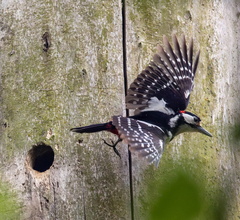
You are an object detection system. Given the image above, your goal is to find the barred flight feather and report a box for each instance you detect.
[112,115,167,167]
[126,35,200,114]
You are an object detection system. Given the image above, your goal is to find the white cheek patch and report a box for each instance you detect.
[182,113,195,124]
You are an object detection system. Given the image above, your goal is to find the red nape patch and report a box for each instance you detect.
[179,110,186,113]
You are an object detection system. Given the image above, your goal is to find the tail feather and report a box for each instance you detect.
[70,123,109,133]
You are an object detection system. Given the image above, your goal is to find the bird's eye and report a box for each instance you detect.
[194,118,199,122]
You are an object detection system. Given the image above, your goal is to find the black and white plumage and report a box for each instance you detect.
[112,115,167,166]
[126,35,199,114]
[71,35,212,167]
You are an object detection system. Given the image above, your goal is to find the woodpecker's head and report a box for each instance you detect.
[173,111,212,137]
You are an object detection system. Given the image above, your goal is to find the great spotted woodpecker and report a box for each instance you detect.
[71,35,212,167]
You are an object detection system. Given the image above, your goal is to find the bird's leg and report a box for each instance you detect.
[102,138,122,158]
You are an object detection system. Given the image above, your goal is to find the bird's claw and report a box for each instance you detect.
[102,139,121,159]
[102,139,114,146]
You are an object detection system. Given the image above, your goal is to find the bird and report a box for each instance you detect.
[70,35,212,167]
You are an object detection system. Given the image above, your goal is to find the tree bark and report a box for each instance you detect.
[0,0,239,219]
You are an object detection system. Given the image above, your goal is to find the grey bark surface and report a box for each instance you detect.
[0,0,240,219]
[0,1,130,219]
[126,0,240,219]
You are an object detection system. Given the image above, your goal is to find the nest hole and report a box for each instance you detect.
[27,142,54,172]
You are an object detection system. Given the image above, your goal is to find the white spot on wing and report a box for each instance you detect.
[141,97,175,115]
[184,90,190,99]
[136,120,165,133]
[114,116,168,167]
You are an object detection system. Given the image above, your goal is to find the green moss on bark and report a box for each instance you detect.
[0,180,22,220]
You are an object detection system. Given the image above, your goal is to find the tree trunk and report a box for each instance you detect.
[0,0,239,219]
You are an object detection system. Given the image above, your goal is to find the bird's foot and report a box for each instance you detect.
[102,139,121,159]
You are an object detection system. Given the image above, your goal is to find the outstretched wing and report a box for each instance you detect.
[112,115,167,167]
[126,35,200,114]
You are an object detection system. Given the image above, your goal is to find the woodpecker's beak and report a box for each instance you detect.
[195,125,212,137]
